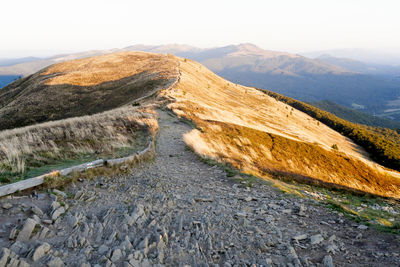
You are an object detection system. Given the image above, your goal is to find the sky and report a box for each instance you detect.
[1,0,400,58]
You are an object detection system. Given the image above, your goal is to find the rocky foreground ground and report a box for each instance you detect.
[0,110,399,267]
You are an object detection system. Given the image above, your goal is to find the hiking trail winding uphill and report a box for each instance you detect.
[0,110,399,267]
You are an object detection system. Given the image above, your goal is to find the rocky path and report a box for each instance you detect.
[0,110,399,267]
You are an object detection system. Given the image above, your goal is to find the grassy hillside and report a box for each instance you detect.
[263,90,400,172]
[164,57,400,198]
[311,100,400,129]
[0,105,158,184]
[218,69,399,114]
[0,52,178,130]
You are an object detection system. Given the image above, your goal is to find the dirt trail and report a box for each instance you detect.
[0,110,399,267]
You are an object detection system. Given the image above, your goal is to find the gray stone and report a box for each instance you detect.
[53,189,67,198]
[39,226,50,239]
[66,214,79,228]
[268,203,280,210]
[32,214,41,224]
[2,203,13,210]
[326,244,338,254]
[6,256,20,267]
[98,245,109,255]
[9,227,18,240]
[120,240,133,250]
[17,218,37,241]
[244,196,252,202]
[47,256,65,267]
[50,201,60,212]
[293,234,307,241]
[31,204,44,217]
[111,248,122,262]
[51,207,65,221]
[128,259,140,267]
[32,242,51,261]
[10,241,29,255]
[49,194,57,201]
[310,234,324,245]
[0,248,10,266]
[19,259,30,267]
[357,224,368,230]
[131,205,145,222]
[323,255,335,267]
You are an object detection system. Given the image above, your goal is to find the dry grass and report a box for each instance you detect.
[184,120,400,198]
[163,57,400,199]
[0,105,158,182]
[42,52,178,86]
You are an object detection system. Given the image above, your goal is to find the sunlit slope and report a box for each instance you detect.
[1,51,398,198]
[0,52,179,130]
[163,57,400,198]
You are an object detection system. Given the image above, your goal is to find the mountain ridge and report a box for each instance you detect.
[2,51,400,200]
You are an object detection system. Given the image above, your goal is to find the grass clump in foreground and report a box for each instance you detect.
[0,105,158,185]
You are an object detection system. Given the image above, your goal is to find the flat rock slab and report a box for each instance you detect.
[17,218,37,241]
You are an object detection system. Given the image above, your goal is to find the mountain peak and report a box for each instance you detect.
[231,43,299,58]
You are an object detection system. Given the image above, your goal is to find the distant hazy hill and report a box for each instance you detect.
[316,54,400,76]
[311,100,400,129]
[0,57,40,67]
[303,48,400,66]
[0,50,116,76]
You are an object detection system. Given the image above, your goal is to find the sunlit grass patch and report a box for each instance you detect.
[0,106,158,185]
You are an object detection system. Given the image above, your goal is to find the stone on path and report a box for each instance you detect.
[310,234,324,245]
[0,248,10,266]
[31,204,44,217]
[17,218,37,241]
[32,242,51,261]
[323,255,335,267]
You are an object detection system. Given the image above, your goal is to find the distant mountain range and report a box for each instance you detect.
[1,43,400,121]
[303,48,400,66]
[315,54,400,77]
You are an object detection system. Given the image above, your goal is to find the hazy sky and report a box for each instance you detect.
[1,0,400,58]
